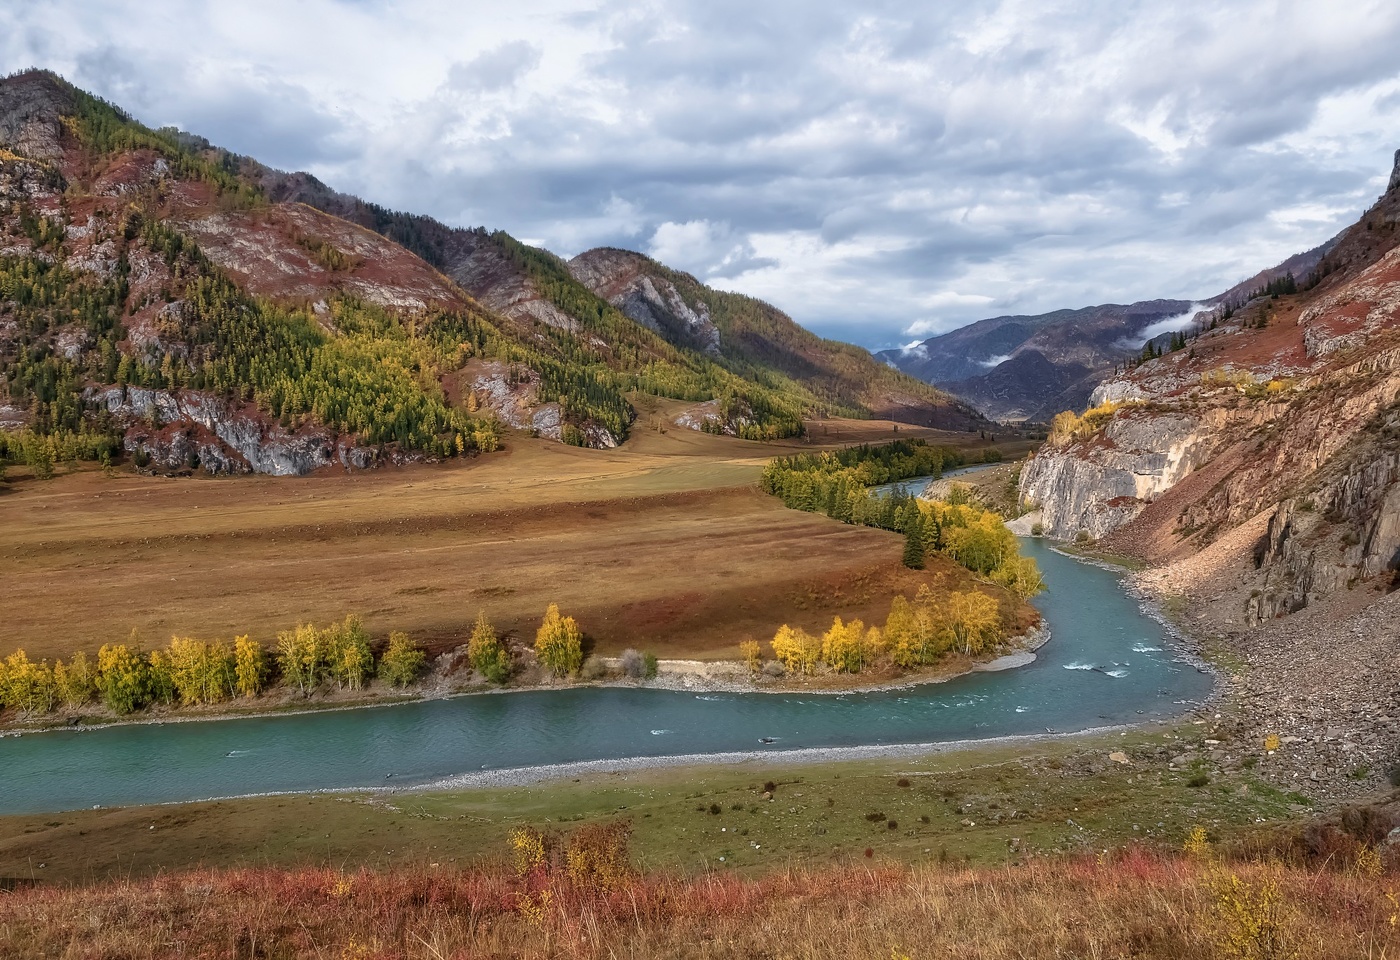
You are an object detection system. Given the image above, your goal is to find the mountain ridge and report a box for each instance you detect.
[880,238,1337,421]
[0,69,985,478]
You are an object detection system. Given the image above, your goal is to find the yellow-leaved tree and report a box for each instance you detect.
[96,642,150,715]
[234,635,268,697]
[946,591,1002,655]
[1,650,56,715]
[535,604,583,677]
[770,624,821,674]
[53,651,97,707]
[468,610,511,684]
[327,615,373,691]
[739,639,762,673]
[820,617,868,673]
[379,631,428,687]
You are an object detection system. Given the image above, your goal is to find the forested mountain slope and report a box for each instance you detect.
[567,247,986,430]
[0,70,983,478]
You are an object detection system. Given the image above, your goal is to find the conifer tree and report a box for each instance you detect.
[903,520,925,569]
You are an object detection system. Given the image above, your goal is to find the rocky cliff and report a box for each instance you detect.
[1021,151,1400,624]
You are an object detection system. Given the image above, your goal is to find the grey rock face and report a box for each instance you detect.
[1390,148,1400,194]
[92,386,360,476]
[1020,413,1210,540]
[0,71,69,161]
[614,274,721,355]
[567,248,722,356]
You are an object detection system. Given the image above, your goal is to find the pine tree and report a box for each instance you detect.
[903,521,925,569]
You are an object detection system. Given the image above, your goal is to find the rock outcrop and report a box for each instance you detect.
[1020,411,1214,539]
[91,387,374,476]
[568,248,721,355]
[1021,150,1400,622]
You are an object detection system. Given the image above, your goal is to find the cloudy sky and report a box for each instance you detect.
[5,1,1400,348]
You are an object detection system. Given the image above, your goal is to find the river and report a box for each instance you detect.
[0,538,1212,814]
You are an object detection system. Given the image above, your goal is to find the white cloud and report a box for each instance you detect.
[1130,303,1213,346]
[3,0,1399,348]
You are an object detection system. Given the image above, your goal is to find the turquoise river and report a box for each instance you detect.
[0,538,1213,814]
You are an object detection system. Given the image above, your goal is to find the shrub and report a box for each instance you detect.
[1031,521,1044,537]
[643,652,658,679]
[619,648,645,679]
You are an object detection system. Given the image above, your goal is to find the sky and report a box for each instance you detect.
[4,1,1400,349]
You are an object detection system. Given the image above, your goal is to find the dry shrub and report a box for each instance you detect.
[1,842,1397,959]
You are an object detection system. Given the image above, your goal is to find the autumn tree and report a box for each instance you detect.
[327,615,373,691]
[1,650,56,714]
[739,639,762,673]
[770,624,821,674]
[53,651,97,707]
[991,554,1046,599]
[947,591,1002,655]
[165,637,237,705]
[820,616,868,673]
[379,631,427,687]
[234,635,269,697]
[276,623,327,696]
[534,604,583,677]
[468,610,511,683]
[96,642,150,714]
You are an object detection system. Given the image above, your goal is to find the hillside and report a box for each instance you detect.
[567,247,986,430]
[0,70,983,478]
[881,241,1334,422]
[1019,148,1400,799]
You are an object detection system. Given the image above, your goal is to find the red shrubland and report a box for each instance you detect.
[1,831,1396,959]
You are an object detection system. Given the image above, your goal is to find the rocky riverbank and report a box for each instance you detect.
[1125,523,1400,805]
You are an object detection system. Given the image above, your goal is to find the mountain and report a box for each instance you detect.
[879,241,1336,422]
[1022,148,1400,624]
[0,70,983,477]
[566,247,985,429]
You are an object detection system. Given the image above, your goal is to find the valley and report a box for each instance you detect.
[1,417,1030,667]
[1,57,1398,960]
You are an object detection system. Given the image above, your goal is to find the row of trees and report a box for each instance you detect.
[764,585,1004,676]
[0,616,430,718]
[761,442,1044,599]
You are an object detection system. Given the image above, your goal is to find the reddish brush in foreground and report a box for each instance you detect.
[0,835,1397,960]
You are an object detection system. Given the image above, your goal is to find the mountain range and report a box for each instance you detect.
[878,241,1337,422]
[0,70,983,476]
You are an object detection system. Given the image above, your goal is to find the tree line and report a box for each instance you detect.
[760,441,1044,600]
[0,603,600,721]
[0,616,428,718]
[761,584,1005,676]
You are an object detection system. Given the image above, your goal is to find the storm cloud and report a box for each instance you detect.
[5,0,1399,347]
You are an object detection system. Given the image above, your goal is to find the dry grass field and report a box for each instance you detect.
[0,417,1034,663]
